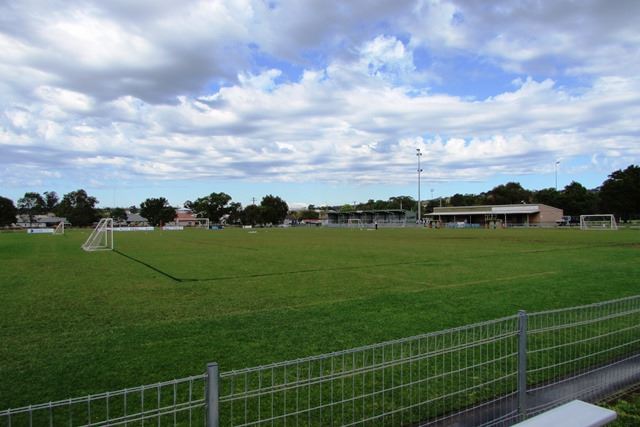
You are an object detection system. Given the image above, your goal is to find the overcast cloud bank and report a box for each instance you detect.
[1,0,639,204]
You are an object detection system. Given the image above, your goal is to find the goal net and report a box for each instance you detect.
[82,218,114,251]
[580,214,618,230]
[347,218,363,228]
[53,221,64,235]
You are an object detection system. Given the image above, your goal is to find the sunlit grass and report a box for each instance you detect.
[1,227,639,408]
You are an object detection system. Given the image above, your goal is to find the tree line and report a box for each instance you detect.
[437,164,640,221]
[0,189,100,227]
[320,164,640,222]
[0,190,289,227]
[1,164,638,227]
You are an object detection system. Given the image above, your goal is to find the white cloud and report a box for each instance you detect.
[408,0,466,49]
[35,86,94,112]
[238,69,282,91]
[0,1,256,103]
[0,0,639,195]
[4,51,638,186]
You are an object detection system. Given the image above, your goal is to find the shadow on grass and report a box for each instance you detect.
[114,241,627,284]
[113,248,446,283]
[114,250,183,282]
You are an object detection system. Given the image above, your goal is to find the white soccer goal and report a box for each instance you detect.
[53,221,64,235]
[347,218,364,228]
[580,214,618,230]
[82,218,114,251]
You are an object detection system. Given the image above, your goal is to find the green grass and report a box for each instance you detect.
[605,391,640,426]
[1,227,639,409]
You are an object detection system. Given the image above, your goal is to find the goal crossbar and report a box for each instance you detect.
[82,218,114,251]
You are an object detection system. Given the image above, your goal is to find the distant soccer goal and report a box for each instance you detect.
[82,218,114,251]
[347,218,364,228]
[53,221,64,235]
[580,214,618,230]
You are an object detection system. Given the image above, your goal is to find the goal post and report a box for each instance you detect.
[580,214,618,230]
[53,221,64,235]
[82,218,114,251]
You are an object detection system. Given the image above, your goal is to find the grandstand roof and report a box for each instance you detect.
[429,204,545,216]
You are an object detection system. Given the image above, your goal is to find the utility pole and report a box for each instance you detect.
[555,161,560,191]
[416,149,423,222]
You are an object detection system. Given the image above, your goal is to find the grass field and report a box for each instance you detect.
[1,227,639,409]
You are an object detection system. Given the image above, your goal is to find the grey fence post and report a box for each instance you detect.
[518,310,528,421]
[207,363,220,427]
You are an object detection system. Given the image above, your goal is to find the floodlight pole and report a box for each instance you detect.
[417,149,423,222]
[555,160,560,191]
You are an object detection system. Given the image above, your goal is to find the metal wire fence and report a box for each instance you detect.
[525,296,640,417]
[3,295,640,426]
[218,316,520,427]
[0,374,207,427]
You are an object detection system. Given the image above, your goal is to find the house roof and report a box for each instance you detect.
[16,214,67,223]
[126,213,148,222]
[175,212,197,220]
[37,215,67,223]
[429,204,543,216]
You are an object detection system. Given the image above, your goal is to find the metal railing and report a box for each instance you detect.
[0,374,207,426]
[3,295,640,426]
[525,296,640,417]
[216,316,519,427]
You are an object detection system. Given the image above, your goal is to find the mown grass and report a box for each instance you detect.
[605,391,640,426]
[1,227,639,409]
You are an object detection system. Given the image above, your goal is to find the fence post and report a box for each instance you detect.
[207,363,220,427]
[518,310,528,421]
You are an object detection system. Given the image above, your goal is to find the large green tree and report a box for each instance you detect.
[17,192,46,224]
[184,192,233,223]
[450,193,484,206]
[559,181,599,217]
[533,188,562,208]
[299,209,320,219]
[388,196,415,210]
[484,182,532,205]
[226,202,243,224]
[56,189,99,226]
[43,191,59,211]
[599,165,640,221]
[0,196,18,227]
[260,195,288,225]
[111,207,128,222]
[241,204,262,226]
[140,198,176,226]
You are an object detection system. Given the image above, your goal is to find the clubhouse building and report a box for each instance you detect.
[427,203,564,228]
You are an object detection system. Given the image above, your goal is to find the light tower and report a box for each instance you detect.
[555,160,560,190]
[416,148,423,222]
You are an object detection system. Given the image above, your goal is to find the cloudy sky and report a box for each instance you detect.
[1,0,639,208]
